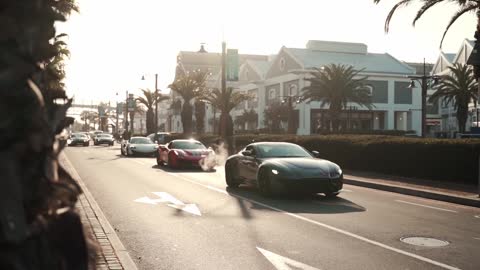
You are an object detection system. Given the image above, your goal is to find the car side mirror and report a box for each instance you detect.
[311,151,320,158]
[242,150,254,157]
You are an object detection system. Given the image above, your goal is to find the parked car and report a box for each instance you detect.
[147,132,170,144]
[94,134,114,146]
[224,142,343,197]
[121,137,158,156]
[68,133,90,147]
[89,130,104,141]
[157,139,215,170]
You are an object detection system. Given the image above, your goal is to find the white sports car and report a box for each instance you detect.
[121,136,158,157]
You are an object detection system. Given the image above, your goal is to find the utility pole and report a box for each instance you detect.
[221,41,226,137]
[115,92,119,136]
[125,90,129,134]
[154,74,158,131]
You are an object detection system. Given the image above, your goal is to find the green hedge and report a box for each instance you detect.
[171,133,480,184]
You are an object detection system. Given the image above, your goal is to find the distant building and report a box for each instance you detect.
[431,39,475,137]
[169,44,269,133]
[171,40,421,135]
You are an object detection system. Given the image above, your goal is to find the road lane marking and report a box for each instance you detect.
[341,189,352,193]
[474,238,480,241]
[475,215,480,219]
[167,172,460,270]
[134,192,201,216]
[395,200,458,213]
[257,247,320,270]
[131,160,146,165]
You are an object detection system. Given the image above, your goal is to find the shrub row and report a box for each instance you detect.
[163,133,480,184]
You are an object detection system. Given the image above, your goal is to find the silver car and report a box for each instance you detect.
[121,137,158,157]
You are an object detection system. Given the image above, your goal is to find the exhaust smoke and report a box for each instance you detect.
[199,142,230,171]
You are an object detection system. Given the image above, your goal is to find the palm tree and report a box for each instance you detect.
[80,110,91,131]
[194,100,206,134]
[429,63,478,133]
[169,70,209,135]
[263,102,289,133]
[302,64,373,131]
[129,102,144,135]
[373,1,479,47]
[201,87,252,138]
[136,89,169,134]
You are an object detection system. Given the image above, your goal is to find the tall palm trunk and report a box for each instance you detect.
[129,112,135,134]
[457,104,469,133]
[181,102,193,135]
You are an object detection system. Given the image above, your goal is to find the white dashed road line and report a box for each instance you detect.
[131,160,147,165]
[395,200,458,213]
[341,189,353,193]
[167,172,461,270]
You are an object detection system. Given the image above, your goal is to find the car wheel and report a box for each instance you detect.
[83,142,89,147]
[167,152,177,169]
[156,156,162,166]
[258,169,272,197]
[225,162,239,188]
[324,192,339,198]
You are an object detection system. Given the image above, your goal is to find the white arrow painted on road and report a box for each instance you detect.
[257,247,321,270]
[134,192,201,216]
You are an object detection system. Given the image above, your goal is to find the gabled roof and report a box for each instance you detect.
[467,39,475,47]
[246,59,272,79]
[285,47,415,75]
[444,53,456,63]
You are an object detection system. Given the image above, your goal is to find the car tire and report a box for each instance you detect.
[156,156,162,166]
[83,142,89,147]
[324,192,339,198]
[225,162,239,188]
[258,169,272,197]
[167,152,177,169]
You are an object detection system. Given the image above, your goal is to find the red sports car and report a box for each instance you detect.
[157,139,215,170]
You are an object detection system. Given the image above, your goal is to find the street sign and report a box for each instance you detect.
[227,49,239,81]
[98,106,106,117]
[127,96,135,112]
[117,102,124,114]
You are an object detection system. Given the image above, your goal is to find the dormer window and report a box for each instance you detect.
[269,89,276,99]
[279,57,286,71]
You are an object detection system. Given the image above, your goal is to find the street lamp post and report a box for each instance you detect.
[407,58,439,138]
[281,84,303,134]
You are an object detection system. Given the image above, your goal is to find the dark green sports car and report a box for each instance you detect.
[224,142,343,197]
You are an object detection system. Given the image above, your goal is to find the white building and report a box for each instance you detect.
[431,39,475,137]
[234,40,420,135]
[171,40,423,135]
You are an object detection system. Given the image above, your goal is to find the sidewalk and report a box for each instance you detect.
[60,154,137,270]
[344,170,480,208]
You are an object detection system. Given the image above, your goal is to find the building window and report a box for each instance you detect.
[289,84,298,96]
[269,89,276,99]
[364,85,373,97]
[279,57,286,71]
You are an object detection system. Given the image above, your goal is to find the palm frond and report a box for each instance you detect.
[413,0,443,27]
[384,0,414,32]
[439,3,478,47]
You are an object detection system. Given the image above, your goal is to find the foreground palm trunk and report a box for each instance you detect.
[0,1,95,268]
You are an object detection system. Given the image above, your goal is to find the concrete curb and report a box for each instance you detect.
[62,154,138,270]
[344,177,480,208]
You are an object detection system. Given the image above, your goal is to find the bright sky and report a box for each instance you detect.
[57,0,476,104]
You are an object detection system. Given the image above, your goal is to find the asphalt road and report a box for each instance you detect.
[65,145,480,270]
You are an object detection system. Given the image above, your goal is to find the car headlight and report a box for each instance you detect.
[329,168,342,178]
[271,169,279,175]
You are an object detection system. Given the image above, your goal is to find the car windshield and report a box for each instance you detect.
[98,134,111,138]
[172,141,206,150]
[130,138,153,144]
[256,144,312,158]
[72,134,86,138]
